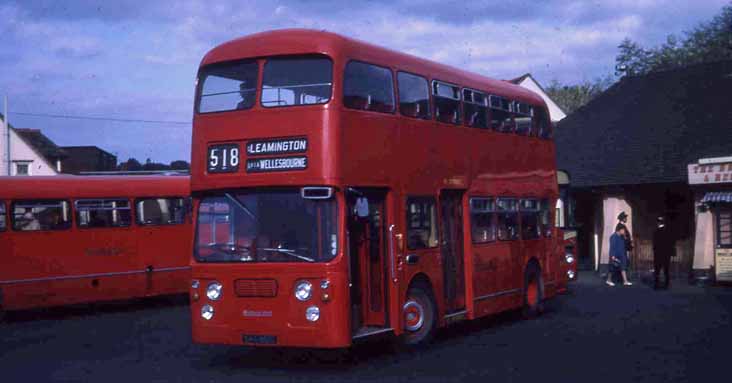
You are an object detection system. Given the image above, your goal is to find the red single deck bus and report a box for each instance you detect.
[0,175,192,313]
[189,29,573,348]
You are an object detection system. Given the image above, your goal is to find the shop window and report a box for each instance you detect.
[398,72,431,119]
[0,200,6,231]
[470,197,495,243]
[433,80,461,125]
[407,197,439,249]
[76,199,132,229]
[137,198,188,226]
[515,103,533,136]
[496,198,519,241]
[343,61,395,113]
[489,95,514,132]
[719,210,732,248]
[12,200,71,231]
[463,89,488,129]
[520,199,540,240]
[540,199,553,238]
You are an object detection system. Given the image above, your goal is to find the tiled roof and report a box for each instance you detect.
[555,60,732,188]
[14,128,67,163]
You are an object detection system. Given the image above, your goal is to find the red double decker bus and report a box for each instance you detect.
[0,175,191,313]
[189,29,572,348]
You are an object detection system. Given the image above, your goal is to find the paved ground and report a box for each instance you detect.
[2,273,731,382]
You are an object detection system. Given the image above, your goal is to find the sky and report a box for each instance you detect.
[0,0,729,163]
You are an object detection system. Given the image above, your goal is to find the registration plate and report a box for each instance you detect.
[207,144,240,173]
[243,335,277,345]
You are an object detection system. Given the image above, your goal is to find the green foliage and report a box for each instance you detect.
[616,4,732,76]
[545,75,614,114]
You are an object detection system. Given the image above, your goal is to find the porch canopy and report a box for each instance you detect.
[702,192,732,204]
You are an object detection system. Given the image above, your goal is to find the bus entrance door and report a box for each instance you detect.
[440,190,466,313]
[348,191,387,330]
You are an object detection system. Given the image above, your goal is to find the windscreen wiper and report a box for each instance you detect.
[259,247,315,263]
[207,243,254,261]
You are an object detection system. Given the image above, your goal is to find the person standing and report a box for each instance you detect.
[652,216,675,289]
[616,211,634,272]
[606,225,633,286]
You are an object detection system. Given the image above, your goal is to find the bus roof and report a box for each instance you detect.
[0,176,190,200]
[200,29,544,106]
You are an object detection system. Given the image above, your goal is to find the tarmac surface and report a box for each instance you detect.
[2,272,731,382]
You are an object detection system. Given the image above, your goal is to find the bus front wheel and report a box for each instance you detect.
[400,285,436,346]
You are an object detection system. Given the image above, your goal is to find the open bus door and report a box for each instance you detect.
[347,189,389,335]
[440,190,466,314]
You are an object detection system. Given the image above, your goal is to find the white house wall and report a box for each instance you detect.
[0,123,58,176]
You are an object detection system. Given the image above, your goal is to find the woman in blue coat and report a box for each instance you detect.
[606,225,633,286]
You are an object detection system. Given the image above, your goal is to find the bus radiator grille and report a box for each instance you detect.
[234,279,278,298]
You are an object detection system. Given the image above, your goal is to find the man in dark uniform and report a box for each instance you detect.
[652,216,675,289]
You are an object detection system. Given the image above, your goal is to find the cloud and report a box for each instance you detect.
[0,0,728,162]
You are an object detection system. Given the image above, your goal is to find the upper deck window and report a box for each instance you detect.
[463,89,488,129]
[433,81,461,125]
[489,95,514,133]
[198,60,258,113]
[12,200,71,231]
[515,102,533,136]
[398,72,431,119]
[535,107,552,139]
[262,56,332,108]
[343,61,395,113]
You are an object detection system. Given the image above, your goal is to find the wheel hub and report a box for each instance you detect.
[403,300,425,332]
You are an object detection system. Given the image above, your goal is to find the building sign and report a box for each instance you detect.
[688,162,732,185]
[716,248,732,282]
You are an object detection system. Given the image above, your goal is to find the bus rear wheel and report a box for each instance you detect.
[400,285,435,346]
[522,264,544,319]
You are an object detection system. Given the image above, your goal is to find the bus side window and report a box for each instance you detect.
[397,71,431,119]
[463,89,488,129]
[470,197,495,243]
[535,107,552,139]
[137,198,187,226]
[76,199,132,229]
[496,198,518,240]
[540,199,553,238]
[432,80,461,125]
[519,199,540,240]
[343,61,395,113]
[515,103,533,136]
[0,200,6,231]
[406,197,439,249]
[12,199,71,231]
[489,95,515,132]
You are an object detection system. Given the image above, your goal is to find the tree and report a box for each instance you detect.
[616,5,732,76]
[118,158,143,171]
[169,160,190,170]
[545,76,614,114]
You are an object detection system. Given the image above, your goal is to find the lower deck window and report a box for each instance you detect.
[137,198,187,226]
[76,199,132,228]
[540,199,553,237]
[470,197,495,243]
[12,200,71,231]
[496,198,519,240]
[407,197,439,249]
[0,200,6,231]
[520,199,540,240]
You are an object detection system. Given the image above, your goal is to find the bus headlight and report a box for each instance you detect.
[201,304,214,320]
[191,279,200,289]
[206,282,223,301]
[294,281,312,301]
[565,254,575,264]
[305,306,320,322]
[567,270,576,279]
